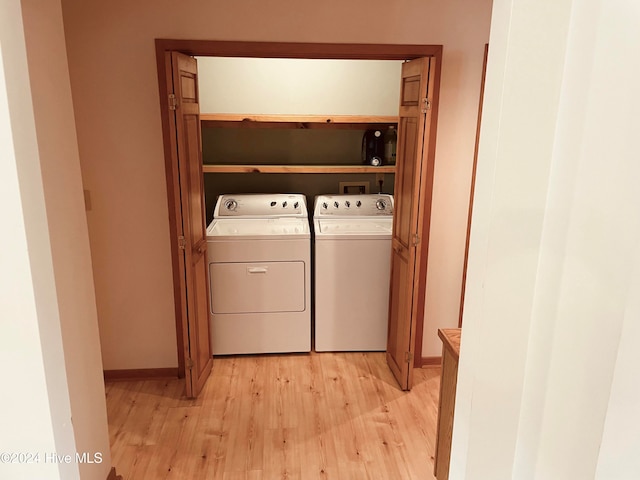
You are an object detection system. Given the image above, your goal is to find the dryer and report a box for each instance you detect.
[206,194,311,355]
[313,194,394,352]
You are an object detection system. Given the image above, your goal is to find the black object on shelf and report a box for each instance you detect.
[362,129,384,166]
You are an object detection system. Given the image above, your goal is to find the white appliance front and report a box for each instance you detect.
[313,194,394,352]
[207,194,311,355]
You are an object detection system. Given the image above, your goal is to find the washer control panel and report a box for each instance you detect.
[214,194,307,218]
[314,194,394,217]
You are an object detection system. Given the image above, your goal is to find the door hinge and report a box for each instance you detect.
[186,357,194,369]
[168,93,178,110]
[421,97,431,114]
[413,233,420,247]
[178,235,186,250]
[405,351,413,364]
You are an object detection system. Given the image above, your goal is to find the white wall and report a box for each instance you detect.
[0,8,73,478]
[197,57,402,115]
[0,1,111,479]
[596,249,640,478]
[61,0,492,368]
[19,1,112,479]
[0,1,78,478]
[452,0,640,478]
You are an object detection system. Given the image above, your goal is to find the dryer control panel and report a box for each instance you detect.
[214,194,308,218]
[314,194,394,217]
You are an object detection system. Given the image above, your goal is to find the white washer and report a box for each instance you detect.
[206,194,311,355]
[313,194,394,352]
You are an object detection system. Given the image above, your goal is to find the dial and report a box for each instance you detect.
[334,201,339,208]
[356,200,362,207]
[224,199,238,211]
[270,201,277,207]
[294,201,299,209]
[345,200,351,208]
[322,202,328,209]
[376,199,387,210]
[282,201,288,208]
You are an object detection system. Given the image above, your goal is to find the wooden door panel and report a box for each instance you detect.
[386,57,434,390]
[192,248,211,393]
[402,79,421,105]
[171,52,212,398]
[184,115,205,242]
[386,246,410,380]
[394,117,418,248]
[180,75,197,103]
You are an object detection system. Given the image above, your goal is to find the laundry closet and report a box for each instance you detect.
[197,57,403,353]
[159,43,440,396]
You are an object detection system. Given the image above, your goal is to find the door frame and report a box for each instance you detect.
[155,40,442,376]
[459,44,488,328]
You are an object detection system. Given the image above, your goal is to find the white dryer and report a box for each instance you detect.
[313,194,394,352]
[206,194,311,355]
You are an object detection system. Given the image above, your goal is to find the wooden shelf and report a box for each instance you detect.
[201,113,398,130]
[202,164,396,174]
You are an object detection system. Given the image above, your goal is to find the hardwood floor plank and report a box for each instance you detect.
[224,356,265,473]
[106,352,439,480]
[263,428,302,479]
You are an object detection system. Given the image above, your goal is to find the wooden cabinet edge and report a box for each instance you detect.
[200,114,398,130]
[438,328,461,361]
[201,113,398,123]
[434,328,461,480]
[202,165,396,174]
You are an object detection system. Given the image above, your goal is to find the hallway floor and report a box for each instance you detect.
[106,352,440,479]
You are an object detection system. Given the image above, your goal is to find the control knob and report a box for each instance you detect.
[224,199,238,211]
[345,200,351,208]
[322,202,328,209]
[356,200,362,207]
[376,199,387,210]
[334,201,339,208]
[270,201,277,207]
[282,201,288,208]
[294,201,299,209]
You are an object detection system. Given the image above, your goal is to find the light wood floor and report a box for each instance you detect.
[106,352,441,480]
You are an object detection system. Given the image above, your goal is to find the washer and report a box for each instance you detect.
[206,194,311,355]
[313,194,394,352]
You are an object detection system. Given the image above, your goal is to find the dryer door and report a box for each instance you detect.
[210,261,306,314]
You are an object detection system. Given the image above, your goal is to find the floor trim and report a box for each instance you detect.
[420,356,442,368]
[103,368,179,381]
[107,467,122,480]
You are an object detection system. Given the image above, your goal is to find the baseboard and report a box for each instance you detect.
[103,367,179,381]
[420,356,442,368]
[107,467,122,480]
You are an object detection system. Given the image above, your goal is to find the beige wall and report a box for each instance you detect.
[197,57,402,115]
[61,0,493,368]
[0,0,111,479]
[20,1,112,478]
[0,2,74,478]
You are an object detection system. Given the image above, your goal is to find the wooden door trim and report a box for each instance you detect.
[155,40,443,379]
[459,44,488,328]
[156,40,441,60]
[411,54,443,367]
[155,46,187,378]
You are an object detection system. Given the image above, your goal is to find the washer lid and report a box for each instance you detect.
[314,218,392,239]
[314,194,394,218]
[207,218,310,240]
[214,193,308,218]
